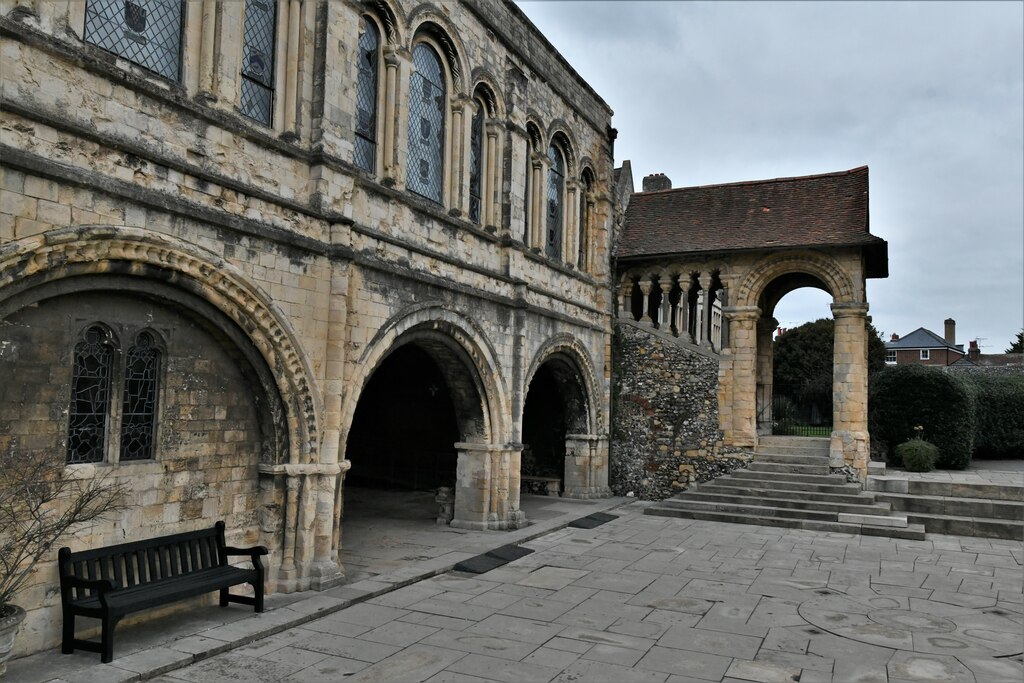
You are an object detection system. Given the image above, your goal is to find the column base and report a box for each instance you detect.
[306,560,346,591]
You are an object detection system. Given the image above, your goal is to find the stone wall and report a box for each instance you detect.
[611,321,748,500]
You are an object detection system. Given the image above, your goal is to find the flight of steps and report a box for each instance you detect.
[646,436,926,539]
[867,476,1024,540]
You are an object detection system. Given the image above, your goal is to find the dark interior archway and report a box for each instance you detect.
[522,356,590,488]
[345,344,460,491]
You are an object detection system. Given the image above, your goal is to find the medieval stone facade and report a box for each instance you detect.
[0,0,615,655]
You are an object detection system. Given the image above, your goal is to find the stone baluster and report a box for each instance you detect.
[619,280,634,320]
[658,277,671,329]
[698,272,713,348]
[677,277,691,341]
[638,279,653,324]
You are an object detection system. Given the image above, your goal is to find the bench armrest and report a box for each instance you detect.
[224,545,269,557]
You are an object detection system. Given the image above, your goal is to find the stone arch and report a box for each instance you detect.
[522,335,609,499]
[406,12,469,95]
[470,70,505,119]
[364,0,404,46]
[523,334,601,434]
[0,226,320,466]
[734,251,858,310]
[341,303,509,452]
[524,117,544,148]
[547,125,578,177]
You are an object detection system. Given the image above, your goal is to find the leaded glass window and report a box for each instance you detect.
[84,0,184,82]
[469,102,484,224]
[120,332,160,461]
[67,326,115,464]
[546,144,564,260]
[240,0,277,126]
[407,43,446,204]
[355,18,380,172]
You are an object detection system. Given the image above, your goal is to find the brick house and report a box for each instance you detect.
[885,319,966,365]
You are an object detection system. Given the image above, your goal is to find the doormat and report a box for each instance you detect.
[568,512,618,529]
[453,543,534,574]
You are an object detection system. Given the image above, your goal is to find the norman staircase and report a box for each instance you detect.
[646,436,927,539]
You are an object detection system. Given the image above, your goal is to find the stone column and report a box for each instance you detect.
[484,121,502,228]
[720,306,760,448]
[831,302,871,476]
[283,0,302,135]
[563,435,612,499]
[530,155,546,249]
[619,280,634,320]
[197,0,218,100]
[698,272,713,348]
[381,48,402,182]
[638,279,653,324]
[755,316,778,435]
[719,282,731,348]
[449,97,468,216]
[658,278,671,329]
[677,278,691,341]
[451,443,526,530]
[564,181,580,267]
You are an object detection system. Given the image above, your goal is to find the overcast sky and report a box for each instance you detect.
[517,1,1024,353]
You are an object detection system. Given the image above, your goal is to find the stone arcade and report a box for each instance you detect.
[0,0,614,654]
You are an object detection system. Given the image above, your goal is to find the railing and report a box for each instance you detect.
[770,384,831,437]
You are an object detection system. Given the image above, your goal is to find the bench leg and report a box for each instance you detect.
[253,581,264,613]
[61,611,75,654]
[220,587,230,607]
[101,614,119,664]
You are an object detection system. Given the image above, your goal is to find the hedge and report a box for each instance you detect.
[869,365,976,469]
[959,373,1024,459]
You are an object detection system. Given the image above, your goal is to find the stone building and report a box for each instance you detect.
[613,168,888,495]
[0,0,616,654]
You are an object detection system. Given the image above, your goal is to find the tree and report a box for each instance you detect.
[773,318,887,417]
[1006,330,1024,354]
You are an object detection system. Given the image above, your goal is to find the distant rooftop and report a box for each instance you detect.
[886,328,963,352]
[617,166,887,277]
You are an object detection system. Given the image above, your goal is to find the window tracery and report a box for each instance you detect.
[240,0,278,125]
[84,0,185,81]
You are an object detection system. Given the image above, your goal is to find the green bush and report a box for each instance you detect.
[896,439,938,472]
[960,373,1024,459]
[869,365,976,469]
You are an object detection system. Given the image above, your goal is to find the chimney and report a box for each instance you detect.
[642,173,672,192]
[969,340,980,361]
[890,333,899,342]
[944,318,956,346]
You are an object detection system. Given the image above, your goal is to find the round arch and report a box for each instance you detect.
[340,303,510,453]
[522,334,601,436]
[470,71,505,119]
[734,251,858,310]
[364,0,405,46]
[0,226,321,465]
[406,13,469,96]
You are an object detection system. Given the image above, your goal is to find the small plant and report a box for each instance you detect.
[0,449,127,614]
[896,437,938,472]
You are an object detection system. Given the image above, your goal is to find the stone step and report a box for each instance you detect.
[747,461,831,476]
[729,470,850,486]
[643,506,927,540]
[654,497,839,521]
[699,477,865,497]
[752,452,831,466]
[757,436,831,452]
[868,477,1024,501]
[677,490,892,515]
[754,445,831,457]
[901,512,1024,541]
[874,493,1024,521]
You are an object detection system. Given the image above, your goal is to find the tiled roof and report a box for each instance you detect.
[885,328,963,352]
[616,167,887,275]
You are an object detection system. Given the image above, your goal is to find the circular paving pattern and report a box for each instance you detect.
[798,590,1024,658]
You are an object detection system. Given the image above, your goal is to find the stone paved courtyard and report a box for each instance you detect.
[40,498,1021,683]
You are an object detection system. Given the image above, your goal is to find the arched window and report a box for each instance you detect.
[545,144,565,260]
[407,43,446,204]
[240,0,278,125]
[354,17,381,172]
[84,0,185,81]
[120,331,161,461]
[66,324,164,464]
[67,325,115,464]
[468,100,484,224]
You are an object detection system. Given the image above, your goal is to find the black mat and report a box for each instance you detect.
[568,512,618,529]
[454,544,535,574]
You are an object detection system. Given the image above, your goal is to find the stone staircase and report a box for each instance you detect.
[645,436,927,539]
[868,476,1024,540]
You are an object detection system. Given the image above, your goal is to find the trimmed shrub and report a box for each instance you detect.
[896,439,938,472]
[960,373,1024,459]
[869,365,976,469]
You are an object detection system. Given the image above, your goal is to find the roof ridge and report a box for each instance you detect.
[633,166,868,196]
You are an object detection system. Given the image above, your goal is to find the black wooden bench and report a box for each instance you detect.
[521,475,561,496]
[58,521,268,663]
